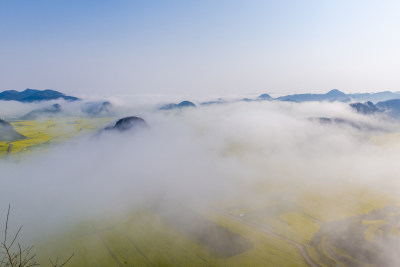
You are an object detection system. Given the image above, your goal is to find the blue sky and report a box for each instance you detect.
[0,0,399,96]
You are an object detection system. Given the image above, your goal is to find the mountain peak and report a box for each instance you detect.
[257,93,272,100]
[22,88,39,93]
[326,89,345,96]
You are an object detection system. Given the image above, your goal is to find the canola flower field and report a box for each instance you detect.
[37,182,395,266]
[0,118,112,158]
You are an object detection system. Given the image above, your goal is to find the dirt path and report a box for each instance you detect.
[218,211,321,267]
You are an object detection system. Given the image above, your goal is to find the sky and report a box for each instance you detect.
[0,0,399,96]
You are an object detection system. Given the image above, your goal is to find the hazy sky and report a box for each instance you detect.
[1,0,399,96]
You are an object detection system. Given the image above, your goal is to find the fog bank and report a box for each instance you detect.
[1,100,400,258]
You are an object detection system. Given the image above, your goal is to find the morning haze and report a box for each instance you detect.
[1,0,399,96]
[1,1,400,267]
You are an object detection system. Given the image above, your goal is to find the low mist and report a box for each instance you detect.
[2,99,400,265]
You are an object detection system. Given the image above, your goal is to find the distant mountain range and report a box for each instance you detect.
[171,89,400,112]
[0,89,79,102]
[3,88,400,119]
[275,89,400,103]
